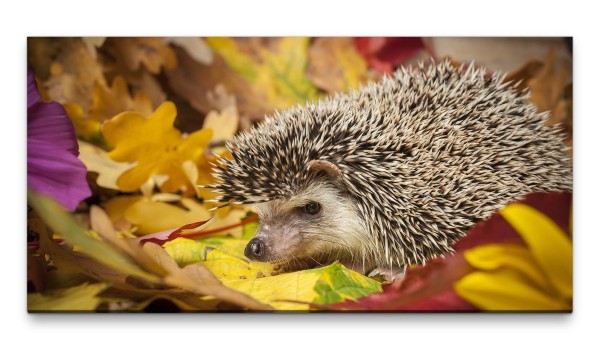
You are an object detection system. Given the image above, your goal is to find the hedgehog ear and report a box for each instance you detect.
[306,159,347,191]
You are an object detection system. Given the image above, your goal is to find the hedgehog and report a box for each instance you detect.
[208,61,572,281]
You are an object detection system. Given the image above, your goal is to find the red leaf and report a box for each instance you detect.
[137,219,210,246]
[354,37,426,74]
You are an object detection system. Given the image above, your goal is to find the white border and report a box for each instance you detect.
[5,1,598,346]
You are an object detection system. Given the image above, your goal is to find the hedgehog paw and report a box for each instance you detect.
[368,266,406,282]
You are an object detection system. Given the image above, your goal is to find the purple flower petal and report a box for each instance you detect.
[28,101,79,157]
[27,66,41,108]
[27,138,91,211]
[27,66,91,211]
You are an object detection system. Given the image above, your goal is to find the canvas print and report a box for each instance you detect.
[26,37,573,312]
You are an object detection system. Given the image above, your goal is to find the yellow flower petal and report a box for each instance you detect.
[499,203,572,298]
[456,270,570,311]
[462,244,552,291]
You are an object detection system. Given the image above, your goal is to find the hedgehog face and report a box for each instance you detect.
[244,180,370,270]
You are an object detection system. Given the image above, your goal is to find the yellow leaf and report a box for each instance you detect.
[88,75,154,123]
[102,101,213,193]
[203,107,239,141]
[164,238,381,310]
[164,237,274,279]
[499,203,572,298]
[78,140,136,190]
[206,37,320,110]
[223,270,322,310]
[28,282,107,312]
[103,195,143,223]
[223,263,381,310]
[123,197,212,235]
[64,102,102,142]
[204,37,259,81]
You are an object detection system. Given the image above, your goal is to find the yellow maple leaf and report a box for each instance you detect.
[102,101,213,194]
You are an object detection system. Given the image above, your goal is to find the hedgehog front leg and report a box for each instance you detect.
[368,265,407,282]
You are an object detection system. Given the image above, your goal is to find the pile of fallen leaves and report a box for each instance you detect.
[26,37,572,312]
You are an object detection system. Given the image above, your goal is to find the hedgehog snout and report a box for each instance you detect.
[245,238,267,260]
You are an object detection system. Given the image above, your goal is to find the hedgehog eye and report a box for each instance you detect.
[303,201,321,215]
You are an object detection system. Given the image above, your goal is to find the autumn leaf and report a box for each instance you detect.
[78,140,136,190]
[163,236,381,310]
[116,197,211,235]
[81,37,106,59]
[206,37,321,110]
[202,85,239,141]
[504,60,544,93]
[165,45,270,125]
[88,75,154,123]
[63,102,104,145]
[505,49,572,150]
[28,191,271,311]
[27,37,107,112]
[103,37,177,74]
[307,37,372,94]
[354,37,426,74]
[528,49,570,114]
[102,101,213,193]
[223,263,381,310]
[100,54,167,110]
[164,37,213,65]
[28,282,107,312]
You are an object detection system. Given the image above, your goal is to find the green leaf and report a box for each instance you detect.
[312,263,382,305]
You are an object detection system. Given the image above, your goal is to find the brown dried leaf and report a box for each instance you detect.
[164,37,213,65]
[504,49,572,152]
[142,243,271,310]
[90,205,168,277]
[504,60,544,93]
[103,37,177,74]
[528,49,570,113]
[165,45,270,125]
[82,37,106,59]
[27,37,107,112]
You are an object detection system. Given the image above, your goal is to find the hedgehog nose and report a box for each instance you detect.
[245,238,266,260]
